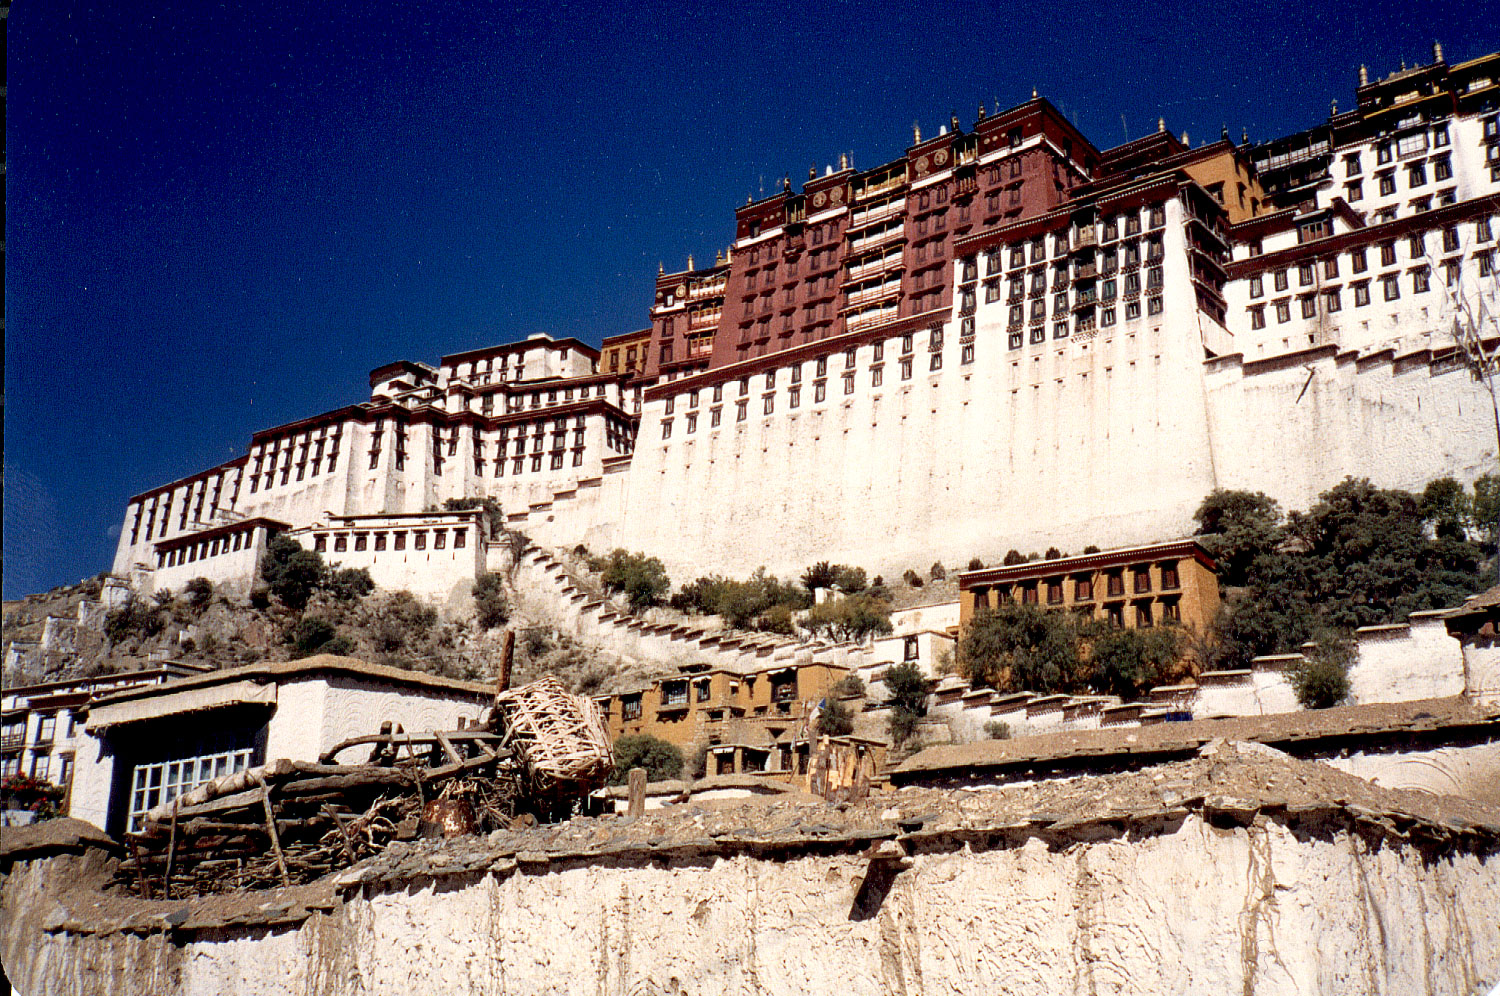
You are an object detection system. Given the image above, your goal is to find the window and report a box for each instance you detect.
[1380,242,1397,267]
[621,695,642,721]
[1101,307,1116,327]
[903,636,919,661]
[1412,267,1430,294]
[1382,274,1401,301]
[1353,281,1371,307]
[1322,257,1339,280]
[1300,295,1317,319]
[710,406,722,427]
[414,531,427,550]
[1378,172,1396,197]
[736,400,748,421]
[1075,577,1093,601]
[374,532,387,551]
[1443,227,1460,253]
[1249,275,1263,299]
[1273,270,1289,292]
[1135,602,1153,628]
[128,746,254,832]
[334,534,348,553]
[1407,162,1426,187]
[1046,579,1063,604]
[1350,248,1367,273]
[1409,233,1425,258]
[1344,152,1362,177]
[1298,263,1314,287]
[1323,288,1342,312]
[314,534,327,553]
[354,533,368,552]
[1434,156,1452,182]
[1275,299,1291,323]
[1346,181,1363,202]
[661,420,672,440]
[394,531,407,551]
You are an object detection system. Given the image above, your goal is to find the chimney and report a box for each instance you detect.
[1433,41,1444,63]
[1359,64,1369,86]
[839,152,849,170]
[658,261,664,276]
[977,101,987,120]
[950,111,960,133]
[825,165,833,176]
[1158,117,1166,133]
[686,254,694,271]
[940,124,948,136]
[913,121,922,144]
[1331,98,1338,115]
[809,163,817,180]
[1181,131,1190,145]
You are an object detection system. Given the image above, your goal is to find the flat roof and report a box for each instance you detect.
[892,696,1500,784]
[87,655,493,709]
[958,538,1215,588]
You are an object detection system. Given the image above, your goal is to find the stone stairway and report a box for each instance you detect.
[512,542,888,678]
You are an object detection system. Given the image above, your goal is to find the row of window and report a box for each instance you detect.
[1250,221,1496,297]
[132,466,246,544]
[311,526,469,554]
[477,381,612,414]
[249,428,343,494]
[154,525,263,569]
[1248,267,1440,327]
[0,752,72,782]
[993,206,1167,272]
[128,748,253,833]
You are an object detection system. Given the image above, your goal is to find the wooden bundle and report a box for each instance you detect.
[494,676,612,792]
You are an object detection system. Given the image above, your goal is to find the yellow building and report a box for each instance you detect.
[599,660,850,747]
[956,539,1220,633]
[599,329,652,379]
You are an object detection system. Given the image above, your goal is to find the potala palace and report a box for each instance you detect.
[111,47,1500,605]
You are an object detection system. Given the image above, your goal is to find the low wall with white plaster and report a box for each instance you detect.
[4,812,1498,995]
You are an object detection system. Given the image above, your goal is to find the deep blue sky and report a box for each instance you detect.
[6,1,1496,597]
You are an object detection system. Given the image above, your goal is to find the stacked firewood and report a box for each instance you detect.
[115,731,518,898]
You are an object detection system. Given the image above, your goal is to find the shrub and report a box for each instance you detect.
[178,637,197,654]
[598,550,671,611]
[833,673,866,698]
[291,617,338,657]
[967,557,985,571]
[104,598,166,644]
[260,535,327,611]
[929,562,946,581]
[983,720,1011,740]
[321,635,356,656]
[1044,547,1062,560]
[522,627,553,659]
[610,734,684,785]
[373,591,438,651]
[1288,634,1354,709]
[325,568,375,602]
[755,602,796,635]
[902,569,923,587]
[1002,550,1027,566]
[1082,545,1101,555]
[183,577,214,611]
[442,497,506,539]
[819,698,855,736]
[473,573,509,629]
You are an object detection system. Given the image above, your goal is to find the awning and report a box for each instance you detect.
[86,681,277,732]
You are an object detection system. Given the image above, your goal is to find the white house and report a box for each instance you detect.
[69,655,492,837]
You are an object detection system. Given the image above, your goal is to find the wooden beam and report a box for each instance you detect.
[627,767,647,818]
[260,787,291,889]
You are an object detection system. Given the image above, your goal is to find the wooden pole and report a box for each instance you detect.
[129,835,153,900]
[163,798,180,900]
[260,786,291,889]
[496,630,516,694]
[626,767,647,817]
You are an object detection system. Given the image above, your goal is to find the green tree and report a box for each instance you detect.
[884,662,929,746]
[1420,477,1471,540]
[1473,473,1500,548]
[819,698,855,736]
[800,593,892,642]
[260,534,327,611]
[610,734,684,784]
[1088,626,1183,700]
[472,572,509,629]
[1193,489,1284,588]
[325,567,375,602]
[1287,633,1354,709]
[598,550,670,611]
[957,603,1090,694]
[182,577,214,612]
